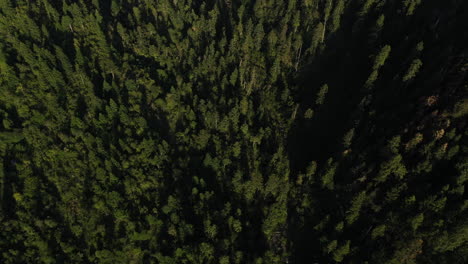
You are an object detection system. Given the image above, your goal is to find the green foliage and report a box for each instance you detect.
[320,158,337,190]
[403,59,422,82]
[325,240,338,254]
[332,241,351,262]
[304,108,314,119]
[451,98,468,118]
[330,0,345,33]
[0,1,465,264]
[343,128,355,148]
[316,84,329,105]
[403,0,422,16]
[371,224,387,239]
[373,45,391,71]
[431,222,468,253]
[409,213,424,231]
[376,154,407,182]
[346,191,367,225]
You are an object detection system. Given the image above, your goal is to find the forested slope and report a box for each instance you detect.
[0,0,466,263]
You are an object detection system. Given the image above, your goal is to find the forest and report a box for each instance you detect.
[0,0,467,263]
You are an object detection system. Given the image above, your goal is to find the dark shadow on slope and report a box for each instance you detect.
[287,18,373,264]
[287,0,468,263]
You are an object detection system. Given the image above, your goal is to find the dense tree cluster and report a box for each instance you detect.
[0,0,466,263]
